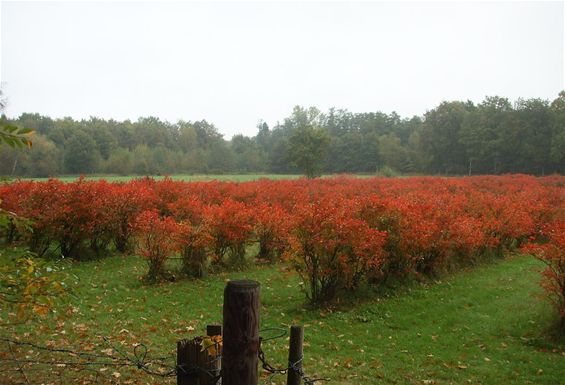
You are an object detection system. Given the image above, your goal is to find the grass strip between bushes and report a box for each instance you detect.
[1,254,564,385]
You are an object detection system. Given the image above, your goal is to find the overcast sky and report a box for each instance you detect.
[1,1,563,138]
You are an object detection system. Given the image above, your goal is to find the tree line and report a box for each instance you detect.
[1,92,564,177]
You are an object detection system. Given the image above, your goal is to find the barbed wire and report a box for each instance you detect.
[259,327,288,342]
[7,338,30,385]
[0,335,180,383]
[1,331,329,385]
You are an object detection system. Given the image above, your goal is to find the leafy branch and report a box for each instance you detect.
[0,124,34,149]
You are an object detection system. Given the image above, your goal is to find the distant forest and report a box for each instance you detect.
[1,92,564,177]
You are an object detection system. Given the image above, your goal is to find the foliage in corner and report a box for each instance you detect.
[0,124,34,149]
[0,250,67,320]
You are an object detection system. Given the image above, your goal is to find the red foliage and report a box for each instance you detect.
[1,174,563,312]
[48,179,115,259]
[1,180,64,255]
[168,197,213,277]
[288,197,387,303]
[253,203,292,262]
[105,181,157,253]
[203,199,254,267]
[133,210,187,282]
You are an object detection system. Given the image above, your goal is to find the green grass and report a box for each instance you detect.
[2,255,564,384]
[18,174,303,183]
[16,173,388,183]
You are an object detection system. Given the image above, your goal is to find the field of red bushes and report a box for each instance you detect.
[1,175,564,325]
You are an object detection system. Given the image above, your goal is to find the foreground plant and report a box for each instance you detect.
[523,220,565,333]
[0,251,67,320]
[0,194,67,322]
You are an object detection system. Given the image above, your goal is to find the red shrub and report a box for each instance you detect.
[4,180,64,255]
[2,174,564,321]
[0,180,38,244]
[254,203,292,262]
[134,210,187,282]
[48,179,107,259]
[287,197,387,303]
[168,197,213,277]
[105,181,157,253]
[204,199,254,268]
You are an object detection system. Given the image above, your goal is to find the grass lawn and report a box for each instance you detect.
[18,174,304,183]
[16,173,388,183]
[1,254,564,385]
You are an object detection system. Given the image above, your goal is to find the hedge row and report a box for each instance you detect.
[1,175,563,314]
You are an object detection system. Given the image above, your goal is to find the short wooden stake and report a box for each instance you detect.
[207,324,222,337]
[177,339,190,385]
[287,325,304,385]
[221,280,260,385]
[178,334,220,385]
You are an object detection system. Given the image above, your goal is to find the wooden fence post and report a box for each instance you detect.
[177,325,222,385]
[207,324,222,337]
[221,280,260,385]
[287,325,304,385]
[177,339,190,385]
[177,337,206,385]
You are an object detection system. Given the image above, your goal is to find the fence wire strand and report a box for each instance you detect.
[1,331,329,385]
[0,335,180,382]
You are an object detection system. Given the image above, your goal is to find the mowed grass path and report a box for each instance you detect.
[19,173,385,183]
[3,255,564,384]
[20,174,303,183]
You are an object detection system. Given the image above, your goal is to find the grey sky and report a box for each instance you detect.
[1,1,563,138]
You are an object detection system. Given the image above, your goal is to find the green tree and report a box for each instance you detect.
[28,135,61,177]
[64,130,101,173]
[132,144,156,174]
[550,91,565,173]
[287,124,330,178]
[460,96,512,174]
[256,121,271,151]
[104,147,133,175]
[207,141,235,173]
[178,121,198,153]
[89,121,117,160]
[421,101,473,174]
[378,133,413,173]
[485,98,552,174]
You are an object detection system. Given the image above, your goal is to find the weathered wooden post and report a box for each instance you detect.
[207,324,222,337]
[177,339,191,385]
[221,280,260,385]
[287,325,304,385]
[177,337,207,385]
[177,325,223,385]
